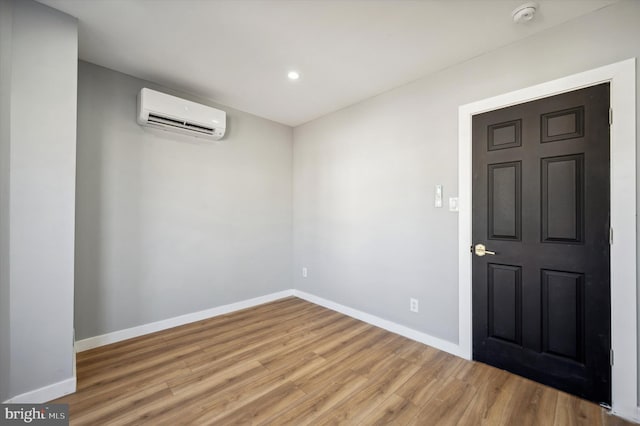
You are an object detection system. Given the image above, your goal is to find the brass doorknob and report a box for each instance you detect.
[474,244,496,256]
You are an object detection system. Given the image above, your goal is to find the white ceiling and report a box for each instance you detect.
[37,0,619,127]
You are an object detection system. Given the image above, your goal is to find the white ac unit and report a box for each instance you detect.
[137,88,226,141]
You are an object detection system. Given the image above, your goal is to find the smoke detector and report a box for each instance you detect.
[512,2,538,23]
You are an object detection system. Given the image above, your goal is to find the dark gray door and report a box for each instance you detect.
[472,83,611,404]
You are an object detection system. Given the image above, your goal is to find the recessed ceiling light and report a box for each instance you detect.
[287,71,300,80]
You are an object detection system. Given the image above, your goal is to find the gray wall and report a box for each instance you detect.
[293,0,640,343]
[1,0,77,399]
[0,0,13,404]
[75,62,293,340]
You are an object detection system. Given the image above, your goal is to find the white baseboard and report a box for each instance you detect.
[10,290,630,416]
[75,290,295,352]
[75,288,465,361]
[3,377,76,404]
[609,405,640,424]
[293,290,465,358]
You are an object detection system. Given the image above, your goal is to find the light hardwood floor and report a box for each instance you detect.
[54,297,633,425]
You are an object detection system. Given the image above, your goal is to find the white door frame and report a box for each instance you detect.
[458,58,637,421]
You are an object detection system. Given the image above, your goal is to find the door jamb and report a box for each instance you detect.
[457,58,636,420]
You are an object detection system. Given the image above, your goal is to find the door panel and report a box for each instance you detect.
[541,269,584,362]
[541,154,584,243]
[488,162,521,240]
[472,83,610,404]
[541,106,584,142]
[488,263,522,345]
[488,119,522,150]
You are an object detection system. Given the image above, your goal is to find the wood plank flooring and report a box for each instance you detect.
[53,297,633,425]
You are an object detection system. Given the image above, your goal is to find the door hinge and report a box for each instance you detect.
[610,348,614,366]
[609,108,613,126]
[609,227,613,245]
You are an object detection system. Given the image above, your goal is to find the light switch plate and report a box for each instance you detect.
[449,197,459,212]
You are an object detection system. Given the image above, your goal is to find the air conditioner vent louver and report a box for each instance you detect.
[184,122,215,133]
[148,113,184,127]
[137,88,226,141]
[147,114,215,135]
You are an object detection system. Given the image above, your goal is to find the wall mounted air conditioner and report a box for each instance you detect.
[137,88,226,141]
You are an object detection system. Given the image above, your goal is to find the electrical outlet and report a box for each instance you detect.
[302,267,308,278]
[410,298,419,313]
